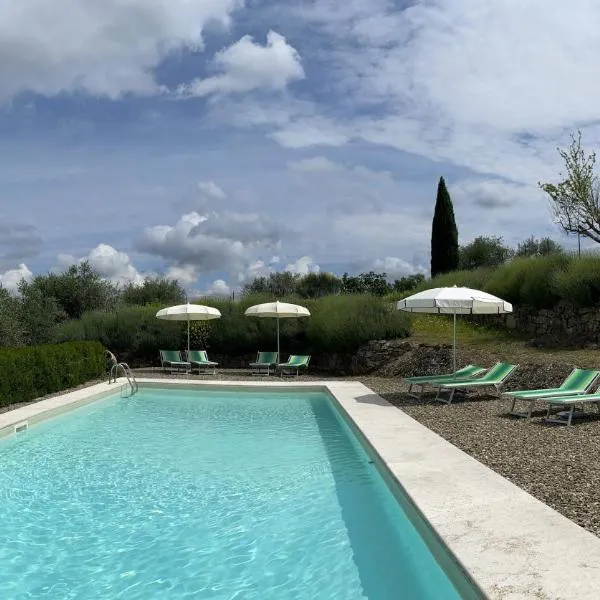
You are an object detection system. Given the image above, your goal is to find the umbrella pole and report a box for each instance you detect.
[277,317,280,363]
[187,315,190,357]
[453,311,457,373]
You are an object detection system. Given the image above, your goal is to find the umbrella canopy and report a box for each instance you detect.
[156,303,221,355]
[244,301,310,360]
[397,286,512,371]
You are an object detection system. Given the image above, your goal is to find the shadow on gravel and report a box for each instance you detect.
[527,413,600,427]
[412,393,503,405]
[378,393,425,408]
[354,393,396,406]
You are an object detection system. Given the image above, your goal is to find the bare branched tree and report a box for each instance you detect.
[539,130,600,244]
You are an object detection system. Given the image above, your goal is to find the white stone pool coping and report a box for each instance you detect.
[2,378,600,599]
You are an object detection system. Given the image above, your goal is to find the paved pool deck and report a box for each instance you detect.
[2,377,600,599]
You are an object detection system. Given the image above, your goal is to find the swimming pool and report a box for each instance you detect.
[0,387,479,599]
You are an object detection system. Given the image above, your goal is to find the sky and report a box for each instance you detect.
[0,0,599,296]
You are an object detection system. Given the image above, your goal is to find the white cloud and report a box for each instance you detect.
[285,157,401,218]
[190,279,231,299]
[165,264,198,288]
[258,0,600,192]
[197,180,227,200]
[0,0,242,102]
[286,156,339,171]
[284,256,320,276]
[355,0,600,133]
[331,211,431,261]
[136,210,282,280]
[207,279,231,296]
[58,244,144,287]
[270,117,351,149]
[237,255,281,283]
[0,263,33,294]
[181,31,304,97]
[0,221,43,270]
[452,179,537,210]
[372,257,423,281]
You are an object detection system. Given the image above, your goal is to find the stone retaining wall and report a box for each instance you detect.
[471,301,600,347]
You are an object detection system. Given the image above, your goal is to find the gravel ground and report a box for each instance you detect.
[362,375,600,538]
[4,368,600,538]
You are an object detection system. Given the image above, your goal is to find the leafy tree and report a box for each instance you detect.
[121,276,186,306]
[431,177,459,276]
[340,273,364,294]
[459,236,513,270]
[515,236,564,258]
[392,273,425,294]
[360,271,391,296]
[0,286,25,347]
[341,272,391,296]
[539,130,600,243]
[242,271,300,297]
[296,272,342,298]
[26,261,116,320]
[18,281,66,344]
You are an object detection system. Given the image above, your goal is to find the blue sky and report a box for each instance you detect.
[0,0,598,295]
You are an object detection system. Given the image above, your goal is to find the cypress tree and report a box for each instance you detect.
[430,177,459,277]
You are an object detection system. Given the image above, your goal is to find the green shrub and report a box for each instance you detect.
[56,294,411,363]
[485,254,569,309]
[553,253,600,306]
[390,254,595,310]
[306,295,411,353]
[0,341,105,407]
[57,305,181,365]
[386,267,494,302]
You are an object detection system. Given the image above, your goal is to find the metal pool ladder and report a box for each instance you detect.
[109,362,139,397]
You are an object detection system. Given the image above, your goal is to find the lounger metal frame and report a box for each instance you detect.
[507,369,600,419]
[542,395,600,426]
[406,366,487,400]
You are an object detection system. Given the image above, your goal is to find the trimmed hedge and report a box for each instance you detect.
[0,341,105,407]
[56,295,412,364]
[392,252,600,310]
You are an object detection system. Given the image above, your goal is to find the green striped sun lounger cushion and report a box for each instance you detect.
[188,350,218,365]
[279,355,310,367]
[250,351,279,366]
[160,350,189,364]
[544,392,600,405]
[441,362,517,389]
[405,364,486,384]
[505,368,599,399]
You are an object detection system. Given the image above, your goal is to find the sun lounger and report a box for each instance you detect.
[405,364,487,398]
[249,351,279,376]
[503,368,600,418]
[159,349,191,375]
[277,355,310,377]
[541,392,600,426]
[186,350,218,375]
[436,362,518,404]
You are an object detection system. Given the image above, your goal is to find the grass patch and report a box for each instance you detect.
[409,314,523,345]
[409,314,600,367]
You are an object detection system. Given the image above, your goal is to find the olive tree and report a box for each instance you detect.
[539,130,600,244]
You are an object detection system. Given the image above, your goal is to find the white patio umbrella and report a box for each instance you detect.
[244,301,311,361]
[396,286,512,372]
[155,303,221,355]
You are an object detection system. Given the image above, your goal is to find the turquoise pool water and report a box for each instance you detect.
[0,388,476,599]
